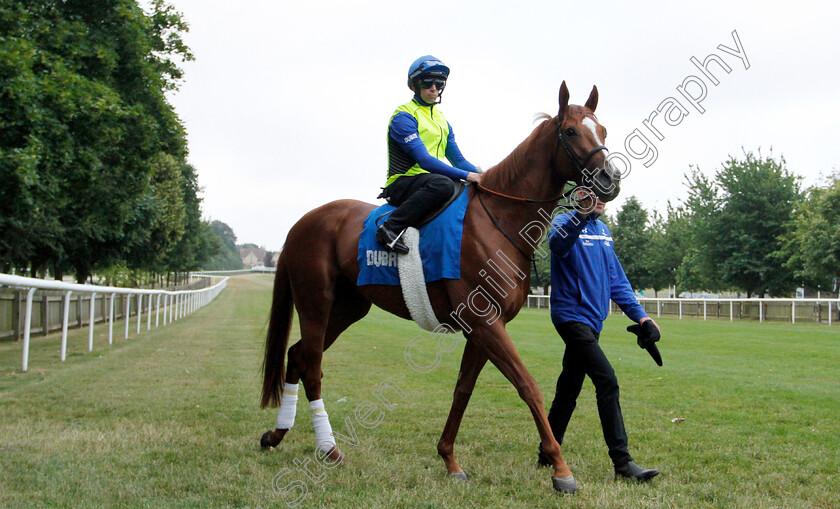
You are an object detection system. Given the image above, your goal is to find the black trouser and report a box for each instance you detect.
[380,173,456,231]
[547,321,633,467]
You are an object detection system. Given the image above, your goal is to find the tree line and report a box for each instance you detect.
[533,150,840,298]
[0,1,222,284]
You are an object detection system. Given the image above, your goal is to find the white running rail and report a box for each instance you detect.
[0,273,228,372]
[525,295,839,324]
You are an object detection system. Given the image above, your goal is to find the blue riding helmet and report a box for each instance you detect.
[407,55,450,89]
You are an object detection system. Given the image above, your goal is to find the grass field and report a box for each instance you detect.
[1,274,838,508]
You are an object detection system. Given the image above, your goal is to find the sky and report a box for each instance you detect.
[158,0,840,251]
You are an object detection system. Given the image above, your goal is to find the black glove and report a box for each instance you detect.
[627,320,662,366]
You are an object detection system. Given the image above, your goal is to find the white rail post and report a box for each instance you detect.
[156,294,161,327]
[703,301,707,320]
[137,294,143,334]
[61,291,73,361]
[759,301,764,323]
[679,300,682,319]
[730,300,733,321]
[21,287,37,372]
[657,299,661,318]
[830,300,833,326]
[792,300,796,324]
[88,292,96,352]
[147,293,152,330]
[124,294,131,339]
[109,293,115,344]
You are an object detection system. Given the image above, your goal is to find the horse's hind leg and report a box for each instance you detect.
[265,277,370,455]
[438,338,487,479]
[299,277,371,461]
[260,337,304,448]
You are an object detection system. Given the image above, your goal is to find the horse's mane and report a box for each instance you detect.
[483,113,555,188]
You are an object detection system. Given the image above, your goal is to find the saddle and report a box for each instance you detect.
[376,180,467,229]
[417,181,467,227]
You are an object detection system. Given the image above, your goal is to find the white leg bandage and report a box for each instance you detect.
[309,399,336,453]
[275,383,299,429]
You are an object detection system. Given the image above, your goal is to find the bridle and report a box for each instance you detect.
[474,116,609,268]
[557,116,608,176]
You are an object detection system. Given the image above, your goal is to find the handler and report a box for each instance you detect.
[538,188,660,481]
[376,55,482,254]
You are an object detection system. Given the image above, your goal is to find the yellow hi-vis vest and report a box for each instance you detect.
[386,99,450,186]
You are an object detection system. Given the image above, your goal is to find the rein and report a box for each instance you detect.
[474,182,575,204]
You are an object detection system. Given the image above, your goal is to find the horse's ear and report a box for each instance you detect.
[558,81,570,118]
[585,85,598,112]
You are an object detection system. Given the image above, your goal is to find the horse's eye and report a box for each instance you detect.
[565,127,576,137]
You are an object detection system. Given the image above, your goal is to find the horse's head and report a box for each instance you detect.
[555,81,621,202]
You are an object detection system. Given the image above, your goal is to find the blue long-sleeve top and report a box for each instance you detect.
[548,211,648,332]
[388,97,477,180]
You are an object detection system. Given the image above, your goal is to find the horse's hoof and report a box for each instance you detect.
[261,428,289,450]
[260,431,274,450]
[324,446,344,464]
[552,475,577,494]
[448,471,468,481]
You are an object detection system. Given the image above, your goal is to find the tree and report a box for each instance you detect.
[123,153,187,274]
[777,170,840,291]
[530,236,551,293]
[676,166,723,292]
[160,163,217,273]
[0,1,194,281]
[611,196,653,293]
[679,151,801,297]
[648,203,689,296]
[206,220,244,270]
[714,150,800,296]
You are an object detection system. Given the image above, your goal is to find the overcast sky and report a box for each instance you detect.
[159,0,839,251]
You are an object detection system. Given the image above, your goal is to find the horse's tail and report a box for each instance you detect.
[260,250,294,409]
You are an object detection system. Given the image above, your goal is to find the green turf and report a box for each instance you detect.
[1,274,838,508]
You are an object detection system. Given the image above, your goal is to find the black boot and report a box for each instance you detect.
[614,461,659,481]
[376,224,409,254]
[536,443,552,467]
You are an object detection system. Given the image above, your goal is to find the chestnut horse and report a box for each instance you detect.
[260,82,620,494]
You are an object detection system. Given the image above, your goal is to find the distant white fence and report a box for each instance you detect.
[193,266,276,276]
[0,273,228,372]
[525,295,840,325]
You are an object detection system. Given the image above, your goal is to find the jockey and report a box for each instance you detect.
[376,55,483,254]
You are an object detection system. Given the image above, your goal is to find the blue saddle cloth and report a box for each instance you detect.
[357,189,469,286]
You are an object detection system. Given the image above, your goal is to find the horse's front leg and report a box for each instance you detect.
[469,322,577,494]
[437,338,487,479]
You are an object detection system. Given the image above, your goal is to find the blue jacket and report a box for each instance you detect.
[548,211,647,332]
